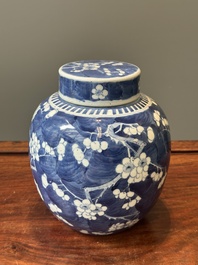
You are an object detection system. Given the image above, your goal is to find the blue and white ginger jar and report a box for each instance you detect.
[29,60,171,235]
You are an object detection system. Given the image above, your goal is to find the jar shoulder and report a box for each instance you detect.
[30,93,170,151]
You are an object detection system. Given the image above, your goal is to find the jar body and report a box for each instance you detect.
[29,92,171,235]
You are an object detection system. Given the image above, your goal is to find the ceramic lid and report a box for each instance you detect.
[58,60,141,107]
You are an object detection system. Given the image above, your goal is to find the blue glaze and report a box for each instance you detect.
[29,61,171,235]
[58,60,141,105]
[59,76,140,102]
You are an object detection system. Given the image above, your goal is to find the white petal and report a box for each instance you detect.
[129,200,136,207]
[119,192,126,199]
[122,157,131,165]
[91,141,100,150]
[74,200,81,206]
[128,177,134,184]
[115,164,123,174]
[144,165,149,172]
[113,189,120,196]
[63,195,70,201]
[159,171,163,179]
[82,199,91,206]
[56,188,64,197]
[140,152,146,160]
[83,212,90,219]
[127,191,134,198]
[73,148,84,161]
[98,211,105,216]
[96,84,103,91]
[57,144,65,155]
[136,196,141,201]
[130,127,137,135]
[123,127,131,135]
[137,166,143,173]
[101,141,108,150]
[92,94,99,99]
[82,158,89,167]
[134,175,142,182]
[131,168,137,177]
[83,138,91,147]
[122,171,130,179]
[146,157,151,164]
[99,95,105,99]
[45,145,50,153]
[52,182,58,190]
[147,127,155,142]
[77,207,84,213]
[133,158,140,167]
[122,203,128,209]
[41,174,48,188]
[102,206,107,211]
[102,89,108,96]
[137,126,144,134]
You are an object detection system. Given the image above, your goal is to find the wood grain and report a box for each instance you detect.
[171,140,198,152]
[0,141,28,153]
[0,147,198,265]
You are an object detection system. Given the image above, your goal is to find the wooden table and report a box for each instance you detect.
[0,141,197,265]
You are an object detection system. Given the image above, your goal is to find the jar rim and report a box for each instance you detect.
[59,60,141,83]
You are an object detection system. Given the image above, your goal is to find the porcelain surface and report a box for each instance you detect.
[29,60,171,235]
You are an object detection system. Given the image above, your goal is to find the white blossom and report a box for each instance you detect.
[113,189,134,200]
[153,110,161,126]
[116,153,150,183]
[62,61,126,76]
[83,138,108,153]
[125,219,139,227]
[29,133,40,161]
[92,84,108,100]
[103,67,112,76]
[124,125,144,136]
[115,157,134,179]
[67,62,100,73]
[108,222,125,232]
[51,182,70,201]
[151,171,163,181]
[57,138,67,161]
[42,142,55,156]
[72,144,89,167]
[122,196,141,210]
[162,118,169,127]
[108,218,139,232]
[128,153,151,183]
[147,127,155,143]
[74,199,107,220]
[83,138,92,148]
